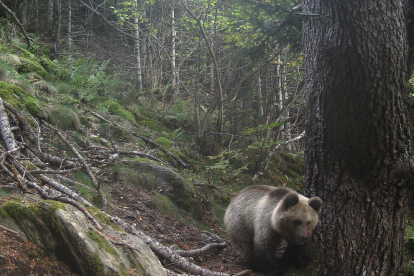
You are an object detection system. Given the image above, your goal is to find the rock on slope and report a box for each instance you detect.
[0,198,166,276]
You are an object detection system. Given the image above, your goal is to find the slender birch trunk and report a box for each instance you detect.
[134,0,142,91]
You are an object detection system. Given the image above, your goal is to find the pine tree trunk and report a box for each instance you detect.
[297,1,414,275]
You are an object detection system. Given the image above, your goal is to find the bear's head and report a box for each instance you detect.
[271,192,322,245]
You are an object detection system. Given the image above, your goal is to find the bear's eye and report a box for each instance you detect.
[307,221,311,226]
[293,219,302,226]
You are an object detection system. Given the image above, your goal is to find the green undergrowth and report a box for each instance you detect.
[405,222,414,273]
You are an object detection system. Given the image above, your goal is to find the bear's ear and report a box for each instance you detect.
[309,197,322,212]
[281,193,299,210]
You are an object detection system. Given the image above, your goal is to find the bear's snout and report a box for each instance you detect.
[295,234,308,245]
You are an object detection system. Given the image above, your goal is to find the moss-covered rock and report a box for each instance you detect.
[0,81,47,119]
[136,114,163,131]
[119,160,202,218]
[100,100,138,126]
[0,200,166,276]
[154,137,173,148]
[39,56,56,72]
[0,54,21,68]
[18,56,48,77]
[45,105,81,131]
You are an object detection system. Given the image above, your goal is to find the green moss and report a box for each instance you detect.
[170,148,189,163]
[73,171,93,186]
[39,56,56,72]
[0,81,45,119]
[45,105,81,130]
[154,137,173,148]
[28,200,67,230]
[100,100,137,126]
[112,167,149,189]
[136,114,163,130]
[25,97,47,119]
[1,200,28,220]
[119,264,128,276]
[88,229,118,256]
[86,206,124,232]
[88,253,105,275]
[152,193,183,221]
[139,120,163,131]
[19,56,48,77]
[21,160,37,170]
[164,174,202,219]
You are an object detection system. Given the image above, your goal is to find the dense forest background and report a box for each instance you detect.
[0,0,414,275]
[2,0,307,163]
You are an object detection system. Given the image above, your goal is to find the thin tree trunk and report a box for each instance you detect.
[47,0,53,34]
[171,1,177,98]
[257,75,263,117]
[21,0,28,25]
[53,0,61,56]
[298,1,414,275]
[134,0,142,91]
[68,0,72,53]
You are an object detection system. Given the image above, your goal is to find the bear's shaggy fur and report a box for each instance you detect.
[224,185,322,275]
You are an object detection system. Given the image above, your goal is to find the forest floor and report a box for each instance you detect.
[0,179,412,275]
[0,178,263,276]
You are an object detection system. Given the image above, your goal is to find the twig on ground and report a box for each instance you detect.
[44,122,108,211]
[0,161,102,231]
[111,216,230,276]
[140,136,189,168]
[173,242,227,257]
[0,224,18,234]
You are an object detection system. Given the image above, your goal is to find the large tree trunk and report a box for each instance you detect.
[298,0,414,275]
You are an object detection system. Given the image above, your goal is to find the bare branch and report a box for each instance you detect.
[0,0,32,48]
[111,216,230,276]
[252,130,306,182]
[44,122,108,211]
[173,242,226,257]
[140,136,189,168]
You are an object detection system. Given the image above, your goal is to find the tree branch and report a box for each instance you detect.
[0,0,32,48]
[44,122,108,211]
[252,130,306,182]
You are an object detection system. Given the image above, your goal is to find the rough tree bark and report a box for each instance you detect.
[297,1,414,275]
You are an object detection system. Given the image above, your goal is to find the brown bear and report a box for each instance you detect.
[224,185,322,275]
